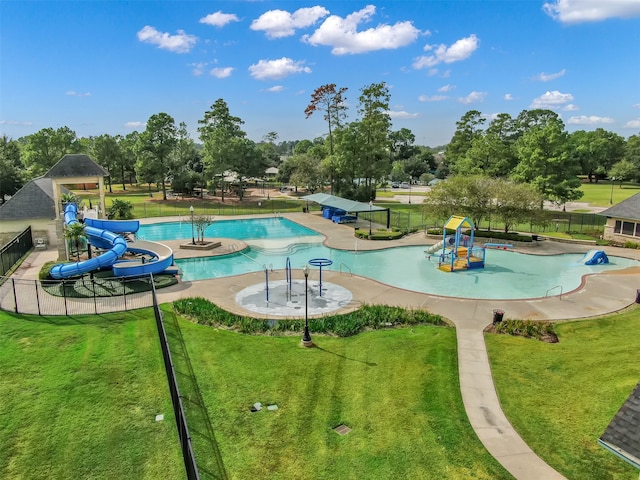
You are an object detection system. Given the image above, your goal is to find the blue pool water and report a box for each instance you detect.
[138,217,321,241]
[140,218,639,299]
[176,244,638,300]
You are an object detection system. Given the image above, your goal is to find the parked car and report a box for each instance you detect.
[391,181,399,188]
[400,182,410,189]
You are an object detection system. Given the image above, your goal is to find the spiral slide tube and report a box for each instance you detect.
[50,204,174,279]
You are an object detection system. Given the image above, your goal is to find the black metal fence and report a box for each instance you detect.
[0,275,155,315]
[0,227,33,276]
[150,280,200,480]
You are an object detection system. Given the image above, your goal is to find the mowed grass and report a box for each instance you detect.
[486,308,640,480]
[579,181,640,206]
[0,309,184,480]
[177,319,511,480]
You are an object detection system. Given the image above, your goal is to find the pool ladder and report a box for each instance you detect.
[339,262,352,276]
[545,285,563,298]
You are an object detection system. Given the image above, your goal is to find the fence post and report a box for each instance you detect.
[35,280,41,316]
[63,280,68,316]
[92,275,97,315]
[12,278,18,313]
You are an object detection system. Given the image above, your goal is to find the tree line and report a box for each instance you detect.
[1,83,638,210]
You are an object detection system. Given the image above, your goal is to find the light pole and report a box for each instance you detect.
[408,178,412,205]
[189,205,195,244]
[368,200,373,237]
[609,177,616,204]
[302,265,312,347]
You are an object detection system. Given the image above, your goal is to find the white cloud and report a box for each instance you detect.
[563,104,579,111]
[137,25,197,53]
[530,90,574,109]
[189,62,208,76]
[303,5,420,55]
[65,91,91,97]
[624,119,640,128]
[413,34,479,69]
[0,120,33,126]
[248,57,311,80]
[534,68,566,82]
[543,0,640,23]
[389,110,420,119]
[504,93,514,101]
[125,121,145,129]
[266,85,285,92]
[200,11,240,27]
[458,91,487,104]
[251,6,329,39]
[483,113,501,121]
[438,84,454,93]
[633,103,640,108]
[418,95,448,102]
[210,67,234,78]
[567,115,615,125]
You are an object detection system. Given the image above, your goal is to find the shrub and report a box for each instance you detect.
[173,298,447,337]
[494,319,556,340]
[39,261,56,280]
[623,241,640,249]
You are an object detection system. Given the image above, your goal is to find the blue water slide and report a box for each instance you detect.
[84,217,140,233]
[50,204,129,279]
[112,240,175,277]
[581,249,609,265]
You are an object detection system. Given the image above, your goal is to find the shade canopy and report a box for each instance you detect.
[301,193,386,213]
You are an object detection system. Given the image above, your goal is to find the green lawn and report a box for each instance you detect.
[0,309,184,480]
[579,181,640,207]
[176,318,511,480]
[486,309,640,480]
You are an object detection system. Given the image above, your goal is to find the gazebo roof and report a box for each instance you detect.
[599,192,640,222]
[45,154,108,178]
[599,381,640,469]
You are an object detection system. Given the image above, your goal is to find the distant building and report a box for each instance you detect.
[599,192,640,243]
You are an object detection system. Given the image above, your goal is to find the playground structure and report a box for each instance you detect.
[50,203,175,279]
[427,215,512,272]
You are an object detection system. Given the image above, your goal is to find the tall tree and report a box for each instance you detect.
[389,128,417,161]
[136,113,177,200]
[511,112,582,207]
[198,99,246,202]
[92,134,121,193]
[445,110,485,173]
[21,126,79,178]
[569,128,625,182]
[0,135,24,204]
[304,83,348,156]
[357,81,392,199]
[119,131,139,190]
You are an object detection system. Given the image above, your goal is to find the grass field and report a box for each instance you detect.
[486,308,640,480]
[175,317,511,480]
[0,309,184,480]
[578,181,640,206]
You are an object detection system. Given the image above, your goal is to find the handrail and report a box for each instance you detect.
[340,262,352,276]
[545,285,563,298]
[236,250,265,268]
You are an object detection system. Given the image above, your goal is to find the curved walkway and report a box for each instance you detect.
[16,212,640,480]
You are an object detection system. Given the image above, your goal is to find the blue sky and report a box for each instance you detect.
[2,0,640,147]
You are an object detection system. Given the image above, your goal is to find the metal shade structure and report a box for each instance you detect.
[300,193,390,228]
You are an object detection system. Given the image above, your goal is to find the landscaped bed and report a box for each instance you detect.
[486,308,640,480]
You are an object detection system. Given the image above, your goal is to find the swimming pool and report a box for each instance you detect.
[141,218,639,299]
[138,217,321,241]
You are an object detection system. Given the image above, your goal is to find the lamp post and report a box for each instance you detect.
[368,200,373,237]
[408,178,412,205]
[189,205,195,244]
[609,177,616,204]
[302,265,312,347]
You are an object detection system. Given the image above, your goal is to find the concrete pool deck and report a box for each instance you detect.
[16,211,640,480]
